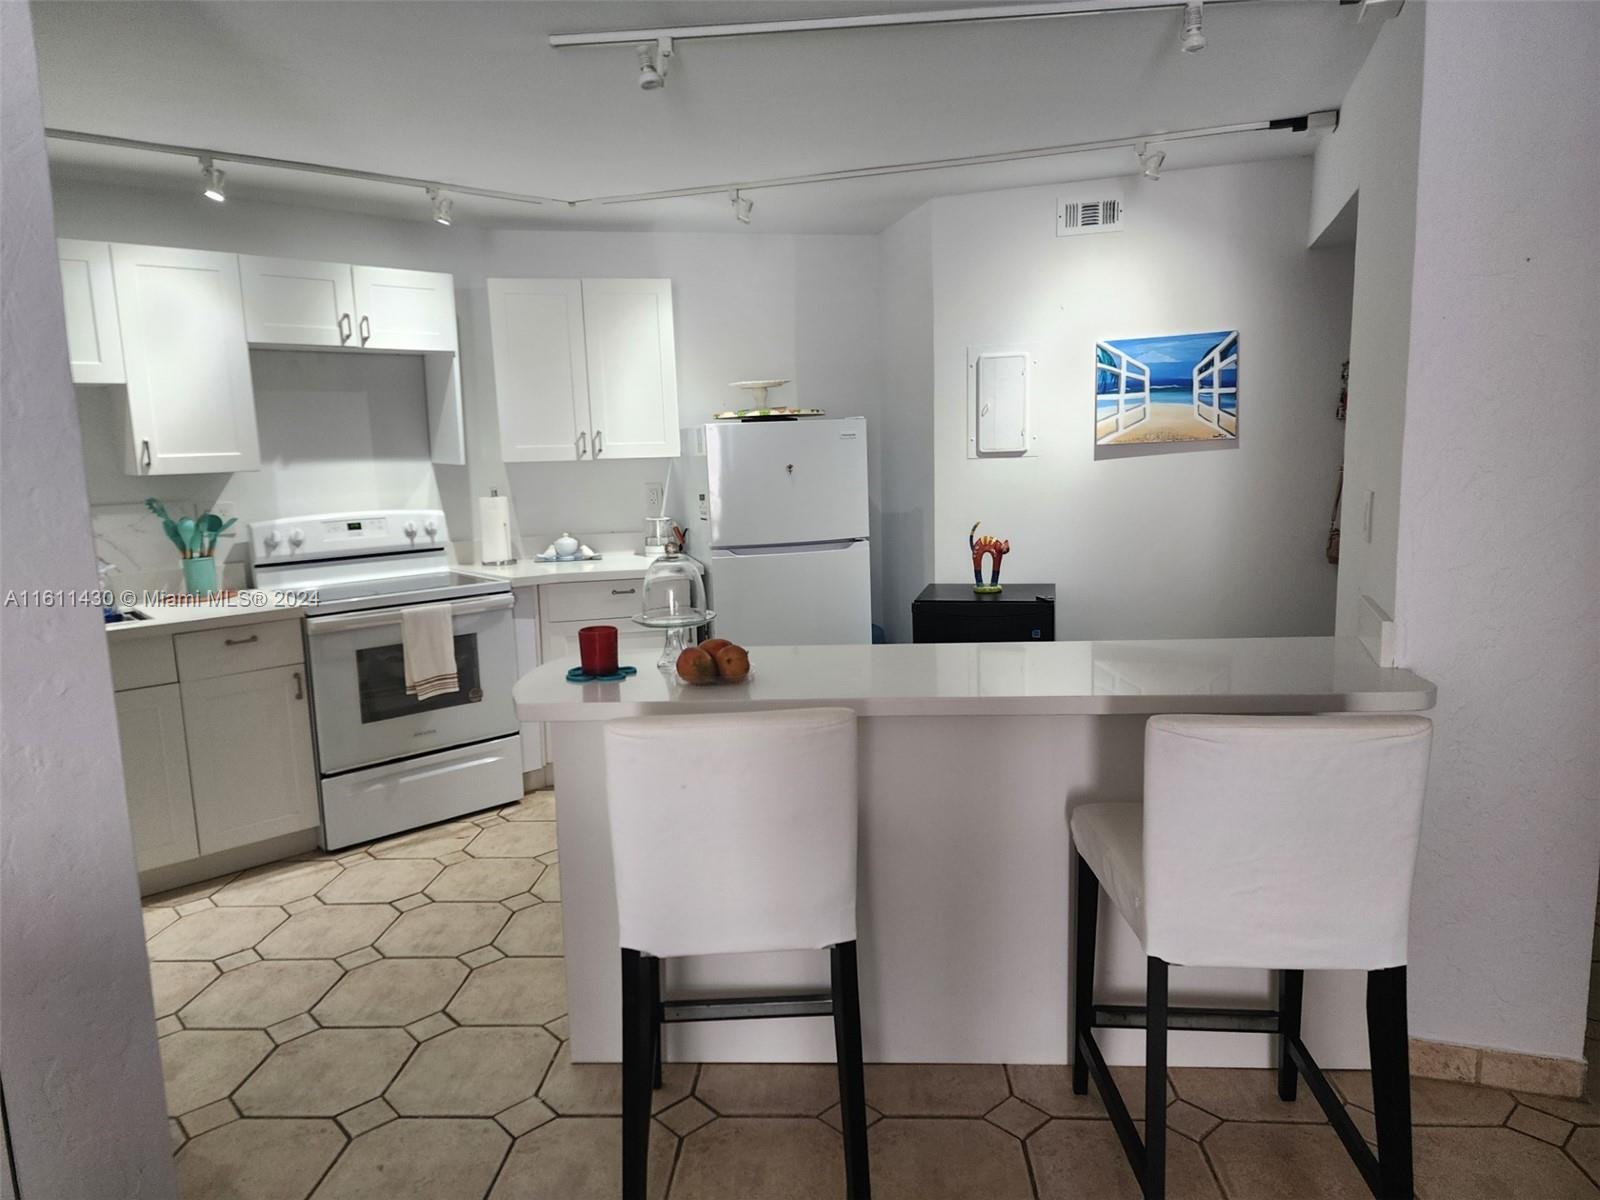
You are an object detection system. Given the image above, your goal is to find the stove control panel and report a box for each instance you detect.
[249,509,449,563]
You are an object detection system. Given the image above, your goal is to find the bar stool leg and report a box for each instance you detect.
[1143,956,1169,1200]
[620,949,655,1200]
[1072,852,1100,1096]
[1367,966,1414,1200]
[1278,969,1304,1101]
[649,955,664,1090]
[831,941,872,1200]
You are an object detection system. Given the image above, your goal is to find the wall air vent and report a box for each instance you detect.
[1056,194,1125,238]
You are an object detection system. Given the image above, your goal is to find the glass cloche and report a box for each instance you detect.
[633,549,714,669]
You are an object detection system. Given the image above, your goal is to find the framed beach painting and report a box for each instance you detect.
[1094,330,1238,446]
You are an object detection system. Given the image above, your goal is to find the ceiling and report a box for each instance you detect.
[32,0,1383,234]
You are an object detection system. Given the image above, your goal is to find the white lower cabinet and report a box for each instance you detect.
[116,684,199,871]
[182,663,319,855]
[539,617,659,664]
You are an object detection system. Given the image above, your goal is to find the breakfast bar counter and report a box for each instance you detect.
[516,637,1435,1068]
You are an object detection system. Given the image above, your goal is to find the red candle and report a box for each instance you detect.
[578,624,619,676]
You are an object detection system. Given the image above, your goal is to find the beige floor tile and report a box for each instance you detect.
[1518,1091,1600,1125]
[494,903,564,956]
[659,1096,717,1136]
[496,1095,557,1137]
[146,906,287,962]
[144,907,179,939]
[311,1117,509,1200]
[1509,1104,1575,1145]
[256,904,396,960]
[1009,1063,1167,1119]
[169,1118,185,1153]
[159,1029,273,1116]
[1170,1067,1325,1122]
[460,945,505,969]
[268,1013,319,1045]
[672,1118,843,1200]
[697,1063,841,1116]
[466,822,559,859]
[489,1116,674,1200]
[311,958,467,1028]
[502,792,555,821]
[1205,1122,1374,1200]
[337,1097,397,1139]
[1165,1099,1221,1142]
[986,1095,1049,1139]
[368,819,481,860]
[864,1064,1009,1116]
[424,858,543,902]
[533,865,561,901]
[537,1044,693,1115]
[446,957,566,1025]
[213,860,343,907]
[821,1102,883,1131]
[178,1098,239,1139]
[386,1026,558,1116]
[1568,1126,1600,1184]
[867,1117,1033,1200]
[316,859,441,904]
[1415,1126,1599,1199]
[375,901,509,958]
[1029,1118,1221,1200]
[337,947,380,970]
[235,1027,415,1116]
[405,1012,456,1042]
[150,961,218,1018]
[503,892,539,913]
[147,875,238,907]
[179,960,343,1029]
[177,1117,344,1200]
[1332,1070,1515,1125]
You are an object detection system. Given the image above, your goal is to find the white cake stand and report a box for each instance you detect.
[632,608,716,670]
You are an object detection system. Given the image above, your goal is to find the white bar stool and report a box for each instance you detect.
[1070,714,1432,1200]
[605,707,869,1200]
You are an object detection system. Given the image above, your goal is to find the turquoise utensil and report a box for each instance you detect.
[176,517,198,558]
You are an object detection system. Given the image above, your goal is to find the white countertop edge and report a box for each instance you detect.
[465,555,658,585]
[105,594,306,638]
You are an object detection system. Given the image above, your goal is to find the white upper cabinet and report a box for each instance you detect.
[488,277,679,463]
[582,279,680,460]
[110,243,260,475]
[488,277,588,462]
[240,255,357,347]
[58,239,125,384]
[352,265,457,352]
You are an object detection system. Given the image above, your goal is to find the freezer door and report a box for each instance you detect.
[707,417,869,547]
[710,541,871,646]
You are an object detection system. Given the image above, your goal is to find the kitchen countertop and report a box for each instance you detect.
[465,553,659,585]
[516,636,1436,721]
[104,591,306,639]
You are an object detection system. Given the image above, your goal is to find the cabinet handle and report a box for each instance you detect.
[359,315,371,345]
[611,587,636,596]
[140,439,152,473]
[576,431,588,459]
[593,430,604,457]
[223,634,259,646]
[338,313,353,344]
[292,670,304,700]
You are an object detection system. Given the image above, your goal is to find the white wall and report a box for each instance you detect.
[0,5,176,1193]
[1309,2,1424,636]
[923,158,1351,640]
[1394,0,1600,1064]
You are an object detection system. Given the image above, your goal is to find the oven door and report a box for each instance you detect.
[306,593,517,774]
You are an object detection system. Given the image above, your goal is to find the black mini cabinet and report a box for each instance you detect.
[911,584,1056,644]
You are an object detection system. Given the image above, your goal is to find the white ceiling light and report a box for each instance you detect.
[1180,0,1206,52]
[427,187,453,226]
[1137,143,1165,179]
[636,40,671,90]
[199,155,225,202]
[730,189,753,224]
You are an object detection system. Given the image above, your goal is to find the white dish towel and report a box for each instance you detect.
[401,603,459,700]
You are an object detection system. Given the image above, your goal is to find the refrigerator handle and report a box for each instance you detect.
[716,540,863,556]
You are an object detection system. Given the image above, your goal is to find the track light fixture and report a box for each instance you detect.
[1137,143,1165,180]
[1180,0,1206,52]
[636,39,672,90]
[427,187,453,226]
[730,189,754,224]
[199,155,226,202]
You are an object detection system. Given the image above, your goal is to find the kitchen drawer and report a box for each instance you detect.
[109,634,178,691]
[540,617,660,665]
[175,619,304,681]
[539,577,644,623]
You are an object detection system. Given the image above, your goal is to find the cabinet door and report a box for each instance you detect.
[581,278,679,460]
[539,617,659,665]
[115,684,199,871]
[240,255,356,347]
[58,239,125,384]
[487,278,589,462]
[352,265,457,352]
[110,244,260,475]
[183,664,319,855]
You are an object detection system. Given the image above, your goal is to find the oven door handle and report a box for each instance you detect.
[306,593,513,636]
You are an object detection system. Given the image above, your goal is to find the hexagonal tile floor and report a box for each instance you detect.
[147,789,1600,1199]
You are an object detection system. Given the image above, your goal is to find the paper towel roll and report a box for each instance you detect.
[478,495,517,564]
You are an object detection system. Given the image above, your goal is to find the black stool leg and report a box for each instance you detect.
[1144,956,1169,1200]
[649,955,664,1090]
[1072,852,1100,1095]
[831,941,872,1200]
[1367,966,1413,1200]
[1278,969,1304,1101]
[621,949,654,1200]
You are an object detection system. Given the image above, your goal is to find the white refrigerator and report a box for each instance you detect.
[693,417,872,646]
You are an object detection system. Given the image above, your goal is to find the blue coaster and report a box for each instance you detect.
[565,664,639,684]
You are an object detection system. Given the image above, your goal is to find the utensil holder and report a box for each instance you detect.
[182,555,218,596]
